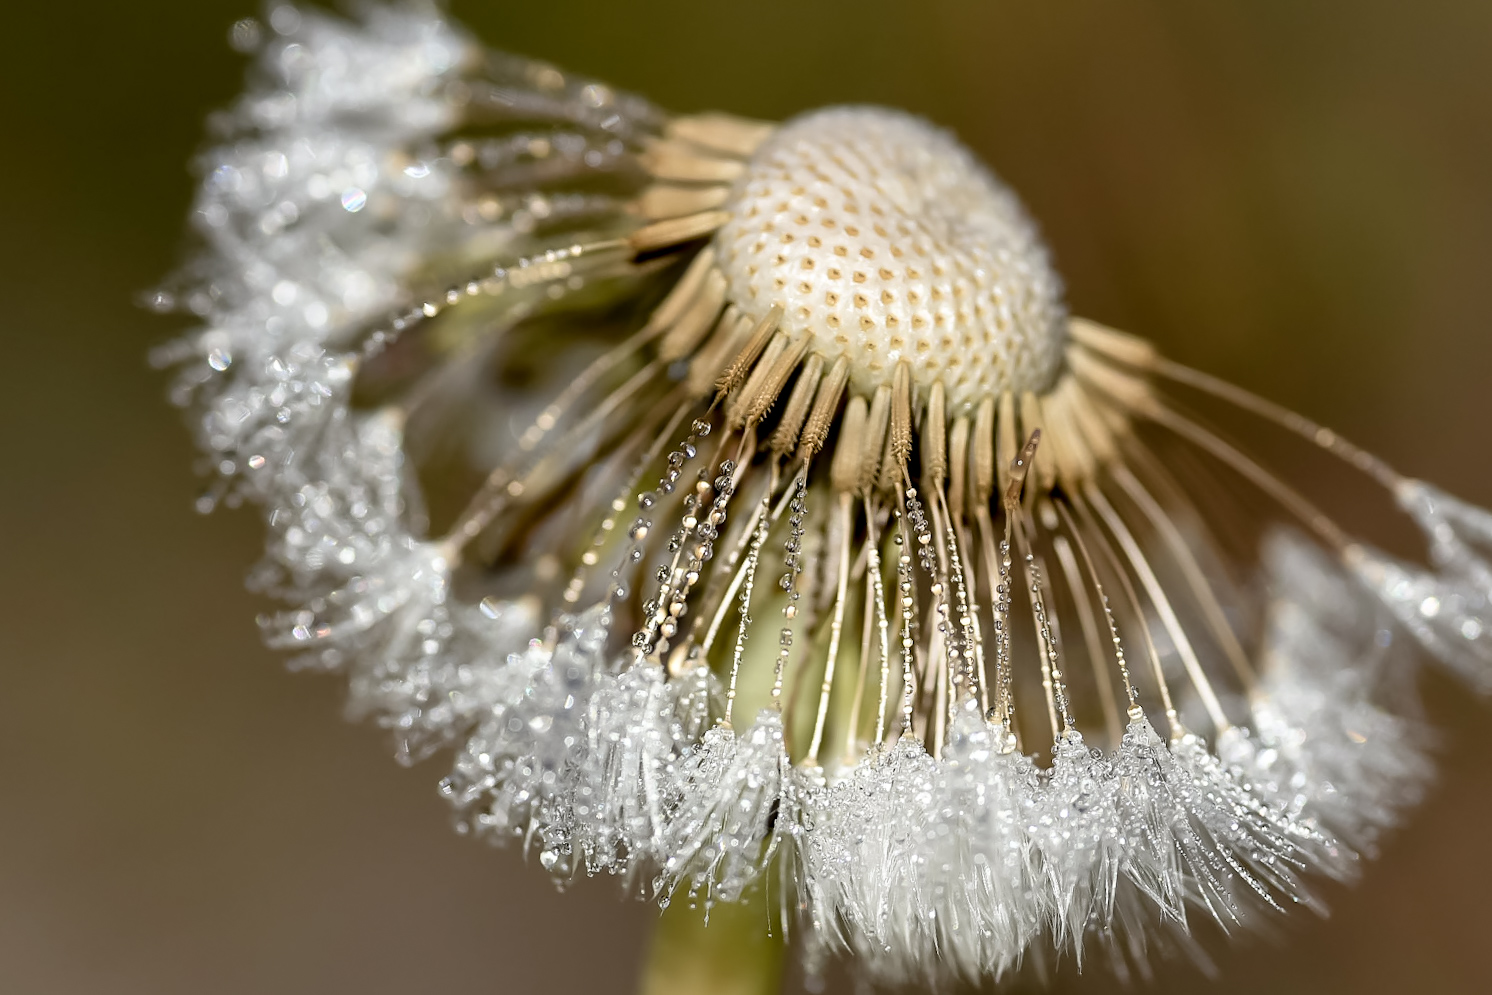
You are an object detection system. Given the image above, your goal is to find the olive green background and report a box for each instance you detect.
[4,1,1492,992]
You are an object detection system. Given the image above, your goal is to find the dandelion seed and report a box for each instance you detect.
[159,3,1487,986]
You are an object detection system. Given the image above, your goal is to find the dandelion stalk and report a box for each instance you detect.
[641,885,786,995]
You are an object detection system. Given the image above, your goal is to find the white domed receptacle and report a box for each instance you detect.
[714,106,1067,412]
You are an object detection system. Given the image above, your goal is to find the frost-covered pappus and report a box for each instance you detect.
[155,3,1492,987]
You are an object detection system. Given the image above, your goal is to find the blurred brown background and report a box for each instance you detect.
[4,1,1492,992]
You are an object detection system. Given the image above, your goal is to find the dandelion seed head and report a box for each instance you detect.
[155,3,1492,987]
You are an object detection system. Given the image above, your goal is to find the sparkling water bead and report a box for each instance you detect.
[715,106,1067,408]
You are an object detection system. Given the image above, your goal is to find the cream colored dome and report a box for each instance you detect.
[714,106,1067,411]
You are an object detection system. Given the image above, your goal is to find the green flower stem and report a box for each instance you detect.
[640,885,786,995]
